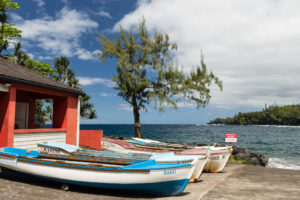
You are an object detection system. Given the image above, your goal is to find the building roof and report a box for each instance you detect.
[0,57,83,95]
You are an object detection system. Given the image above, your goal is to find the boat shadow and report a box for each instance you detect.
[0,168,190,199]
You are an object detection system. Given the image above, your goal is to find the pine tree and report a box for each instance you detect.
[98,19,222,138]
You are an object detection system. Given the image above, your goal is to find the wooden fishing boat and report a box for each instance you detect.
[102,138,183,154]
[131,138,192,149]
[132,137,232,151]
[102,138,231,173]
[38,142,207,182]
[0,147,196,196]
[150,152,208,182]
[129,138,232,173]
[180,148,231,173]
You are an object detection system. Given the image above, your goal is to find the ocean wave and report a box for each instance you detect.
[267,158,300,170]
[253,125,300,128]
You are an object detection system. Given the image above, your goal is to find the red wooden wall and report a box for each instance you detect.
[0,83,79,147]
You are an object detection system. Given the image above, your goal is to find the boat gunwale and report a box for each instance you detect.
[0,152,192,173]
[38,152,136,165]
[16,156,151,173]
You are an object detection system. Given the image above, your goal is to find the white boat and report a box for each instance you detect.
[132,138,232,151]
[103,139,210,180]
[150,152,208,182]
[180,148,231,173]
[38,142,207,182]
[130,138,190,148]
[0,147,196,196]
[131,138,232,173]
[102,138,231,173]
[133,137,160,144]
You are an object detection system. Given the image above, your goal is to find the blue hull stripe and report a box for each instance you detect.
[1,168,189,196]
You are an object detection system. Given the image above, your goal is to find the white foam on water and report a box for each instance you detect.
[267,158,300,170]
[254,125,300,128]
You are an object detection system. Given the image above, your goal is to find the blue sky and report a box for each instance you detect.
[10,0,300,124]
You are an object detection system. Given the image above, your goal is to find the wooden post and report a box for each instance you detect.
[0,86,16,147]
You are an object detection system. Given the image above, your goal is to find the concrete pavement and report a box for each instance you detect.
[0,162,299,200]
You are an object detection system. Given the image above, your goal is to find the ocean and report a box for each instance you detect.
[81,124,300,170]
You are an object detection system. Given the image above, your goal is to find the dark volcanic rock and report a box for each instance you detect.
[232,146,268,167]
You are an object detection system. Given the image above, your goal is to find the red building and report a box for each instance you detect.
[0,57,83,149]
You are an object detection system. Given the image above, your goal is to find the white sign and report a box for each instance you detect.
[225,133,237,143]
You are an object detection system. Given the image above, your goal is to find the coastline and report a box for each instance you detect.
[80,124,300,168]
[1,162,299,200]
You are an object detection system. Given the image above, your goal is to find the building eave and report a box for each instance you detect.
[0,75,84,96]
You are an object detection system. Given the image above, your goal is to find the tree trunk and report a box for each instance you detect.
[132,96,143,138]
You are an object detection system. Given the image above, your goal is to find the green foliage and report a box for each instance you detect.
[35,100,52,128]
[209,104,300,125]
[0,0,22,53]
[80,92,97,119]
[98,19,222,137]
[13,42,55,76]
[11,42,57,127]
[10,43,97,127]
[53,56,97,120]
[53,56,78,86]
[230,156,253,165]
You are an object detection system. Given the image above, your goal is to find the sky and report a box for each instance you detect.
[9,0,300,124]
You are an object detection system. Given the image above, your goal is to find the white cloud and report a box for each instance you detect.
[100,93,114,97]
[92,50,102,55]
[177,102,196,108]
[114,0,300,109]
[16,7,98,60]
[75,48,98,60]
[33,0,45,8]
[100,93,109,97]
[9,13,23,23]
[162,101,196,108]
[117,103,132,112]
[37,55,52,60]
[27,53,34,59]
[78,77,115,87]
[97,10,112,19]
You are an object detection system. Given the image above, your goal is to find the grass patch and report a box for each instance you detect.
[230,156,253,165]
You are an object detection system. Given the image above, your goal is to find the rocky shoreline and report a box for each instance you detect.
[230,146,268,166]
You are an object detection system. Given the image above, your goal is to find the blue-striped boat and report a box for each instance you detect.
[0,147,196,196]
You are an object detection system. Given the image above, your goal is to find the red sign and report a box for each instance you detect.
[225,133,237,143]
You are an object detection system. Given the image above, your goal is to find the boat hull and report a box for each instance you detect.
[203,152,231,172]
[189,156,208,182]
[0,152,192,196]
[179,148,231,173]
[1,167,189,196]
